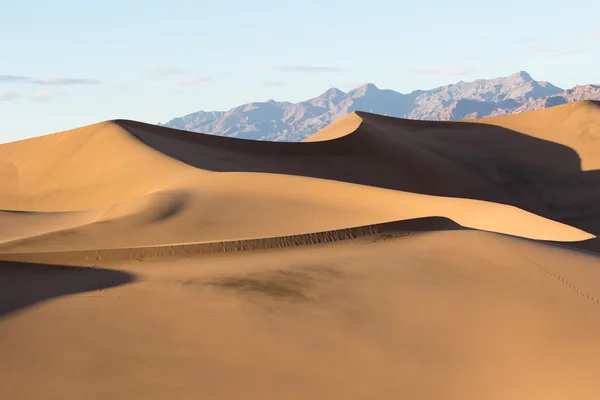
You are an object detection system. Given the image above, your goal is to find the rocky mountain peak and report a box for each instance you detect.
[160,72,598,141]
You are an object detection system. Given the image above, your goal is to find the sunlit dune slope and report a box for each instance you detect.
[0,172,591,254]
[2,230,600,400]
[307,101,600,234]
[0,101,599,254]
[2,100,600,400]
[477,100,600,170]
[0,122,200,210]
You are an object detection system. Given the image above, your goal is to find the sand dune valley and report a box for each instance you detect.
[2,100,600,399]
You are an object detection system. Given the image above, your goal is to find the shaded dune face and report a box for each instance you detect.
[0,260,136,318]
[118,101,600,235]
[0,100,598,254]
[2,102,600,400]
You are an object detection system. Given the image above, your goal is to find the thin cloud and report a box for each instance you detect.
[31,77,101,85]
[0,74,101,85]
[0,90,20,101]
[146,67,186,80]
[524,45,582,58]
[524,44,550,54]
[412,68,474,76]
[251,63,345,72]
[28,91,58,102]
[262,80,286,87]
[0,74,30,83]
[179,76,212,86]
[548,50,583,58]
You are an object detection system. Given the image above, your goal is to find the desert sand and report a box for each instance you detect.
[1,100,600,399]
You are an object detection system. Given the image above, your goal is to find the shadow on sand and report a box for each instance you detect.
[554,237,600,256]
[117,111,600,236]
[0,260,136,318]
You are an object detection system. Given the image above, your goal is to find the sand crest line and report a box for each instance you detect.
[0,217,459,264]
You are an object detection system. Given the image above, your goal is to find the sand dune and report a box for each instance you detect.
[476,100,600,170]
[1,101,600,399]
[3,232,600,399]
[0,172,592,254]
[1,102,598,252]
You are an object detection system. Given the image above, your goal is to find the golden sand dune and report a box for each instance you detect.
[1,101,600,399]
[1,102,598,250]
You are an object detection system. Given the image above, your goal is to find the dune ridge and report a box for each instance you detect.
[0,172,592,255]
[3,101,600,399]
[3,229,600,400]
[1,101,594,260]
[0,217,458,265]
[1,101,600,256]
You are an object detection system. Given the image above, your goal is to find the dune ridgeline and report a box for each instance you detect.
[1,101,600,399]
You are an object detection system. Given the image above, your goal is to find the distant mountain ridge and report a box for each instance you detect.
[160,71,600,141]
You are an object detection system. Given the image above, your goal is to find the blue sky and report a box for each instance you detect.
[1,0,598,143]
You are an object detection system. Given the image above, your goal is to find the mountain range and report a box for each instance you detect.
[160,71,600,141]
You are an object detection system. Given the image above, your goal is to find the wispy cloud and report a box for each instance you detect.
[262,80,286,87]
[411,67,474,76]
[251,63,345,73]
[146,67,186,80]
[524,45,582,58]
[179,76,211,86]
[548,50,583,58]
[523,45,547,54]
[0,90,20,101]
[31,77,101,85]
[0,74,101,85]
[28,91,65,102]
[0,74,30,83]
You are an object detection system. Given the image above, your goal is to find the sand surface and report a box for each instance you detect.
[1,101,600,399]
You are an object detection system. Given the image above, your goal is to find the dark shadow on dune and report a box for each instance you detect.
[0,261,136,318]
[0,217,466,264]
[147,191,193,223]
[551,237,600,256]
[386,216,464,232]
[116,106,600,235]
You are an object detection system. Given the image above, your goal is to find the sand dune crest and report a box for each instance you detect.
[2,101,600,399]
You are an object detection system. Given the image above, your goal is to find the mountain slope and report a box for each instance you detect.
[161,71,600,141]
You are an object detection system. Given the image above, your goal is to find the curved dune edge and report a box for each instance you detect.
[0,217,467,264]
[3,102,600,400]
[300,112,364,142]
[471,100,600,171]
[0,100,598,253]
[0,209,103,244]
[0,215,595,268]
[303,100,600,144]
[0,172,593,256]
